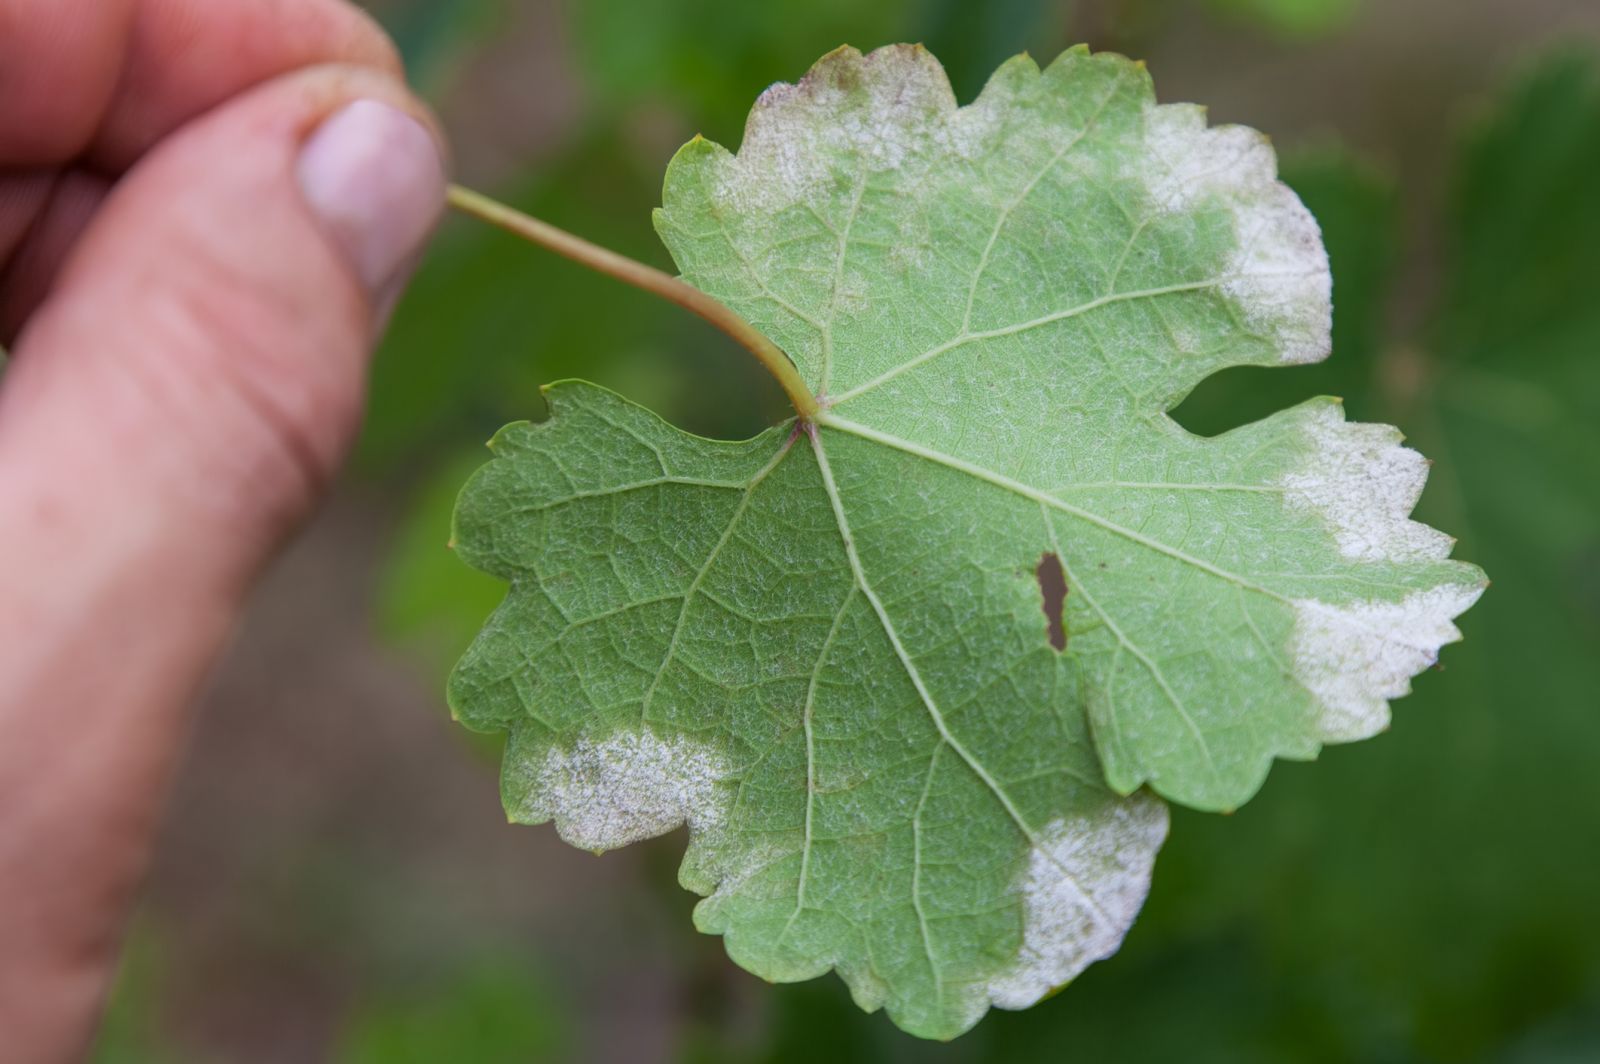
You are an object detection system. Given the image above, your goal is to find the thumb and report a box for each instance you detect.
[0,65,444,1056]
[2,64,446,555]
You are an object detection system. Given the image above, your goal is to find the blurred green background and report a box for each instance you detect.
[96,1,1600,1061]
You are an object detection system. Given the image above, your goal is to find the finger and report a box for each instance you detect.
[0,0,135,163]
[0,64,445,1061]
[0,0,399,168]
[94,0,403,169]
[0,0,399,328]
[0,169,111,339]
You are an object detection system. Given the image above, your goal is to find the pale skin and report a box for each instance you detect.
[0,1,450,1059]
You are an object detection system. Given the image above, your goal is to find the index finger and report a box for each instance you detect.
[0,0,401,169]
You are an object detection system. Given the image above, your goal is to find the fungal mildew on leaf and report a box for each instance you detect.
[447,45,1485,1039]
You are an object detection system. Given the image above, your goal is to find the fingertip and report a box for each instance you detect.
[297,99,447,300]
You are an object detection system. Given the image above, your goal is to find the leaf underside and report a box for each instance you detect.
[448,45,1484,1039]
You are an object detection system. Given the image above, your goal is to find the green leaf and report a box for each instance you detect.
[654,44,1483,809]
[448,45,1483,1038]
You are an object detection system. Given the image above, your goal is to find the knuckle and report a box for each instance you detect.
[128,243,368,534]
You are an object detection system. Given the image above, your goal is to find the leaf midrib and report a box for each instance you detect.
[809,425,1117,933]
[815,412,1294,607]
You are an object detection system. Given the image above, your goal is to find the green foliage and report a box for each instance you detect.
[91,925,180,1064]
[570,0,1068,135]
[1207,0,1363,37]
[378,451,510,681]
[573,0,908,137]
[337,963,566,1064]
[446,45,1482,1038]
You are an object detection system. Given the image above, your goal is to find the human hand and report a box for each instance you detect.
[0,2,447,1058]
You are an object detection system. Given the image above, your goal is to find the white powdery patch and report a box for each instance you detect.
[711,46,999,215]
[1280,403,1455,563]
[985,794,1169,1010]
[1291,585,1484,742]
[1141,103,1331,365]
[528,728,729,852]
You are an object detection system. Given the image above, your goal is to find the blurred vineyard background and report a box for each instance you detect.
[95,0,1600,1061]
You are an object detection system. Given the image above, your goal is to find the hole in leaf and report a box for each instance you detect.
[1036,553,1068,652]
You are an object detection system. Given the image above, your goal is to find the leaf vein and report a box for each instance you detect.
[811,429,1115,931]
[639,442,793,724]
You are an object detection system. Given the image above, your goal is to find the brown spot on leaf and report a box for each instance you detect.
[1036,553,1068,652]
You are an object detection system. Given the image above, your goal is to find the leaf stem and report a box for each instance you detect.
[445,184,820,420]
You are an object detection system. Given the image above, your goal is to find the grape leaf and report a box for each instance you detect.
[447,45,1484,1038]
[656,43,1485,808]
